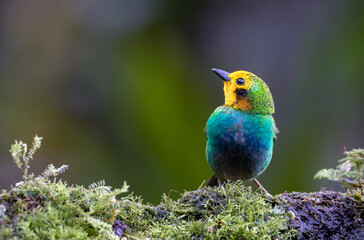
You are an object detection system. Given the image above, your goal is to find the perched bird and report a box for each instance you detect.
[205,68,278,195]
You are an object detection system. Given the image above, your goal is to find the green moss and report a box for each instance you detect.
[129,183,295,239]
[0,178,128,239]
[0,133,294,239]
[17,136,364,239]
[1,136,128,239]
[108,183,295,239]
[2,179,296,240]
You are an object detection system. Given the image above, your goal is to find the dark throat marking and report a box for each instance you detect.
[235,89,248,99]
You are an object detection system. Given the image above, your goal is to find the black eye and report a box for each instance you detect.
[236,78,245,85]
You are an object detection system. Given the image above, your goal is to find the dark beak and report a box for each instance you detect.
[212,68,231,81]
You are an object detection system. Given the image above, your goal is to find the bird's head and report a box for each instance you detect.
[212,68,274,114]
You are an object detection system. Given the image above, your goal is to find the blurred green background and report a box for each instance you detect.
[0,1,363,204]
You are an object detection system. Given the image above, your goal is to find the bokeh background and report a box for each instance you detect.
[0,1,363,204]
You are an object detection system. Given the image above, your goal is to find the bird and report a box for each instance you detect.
[205,68,278,196]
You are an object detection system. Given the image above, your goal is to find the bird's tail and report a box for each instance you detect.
[206,174,219,187]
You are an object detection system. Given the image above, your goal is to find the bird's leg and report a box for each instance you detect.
[253,179,273,197]
[218,179,224,188]
[206,174,220,187]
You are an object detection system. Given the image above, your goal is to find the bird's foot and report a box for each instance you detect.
[252,179,273,198]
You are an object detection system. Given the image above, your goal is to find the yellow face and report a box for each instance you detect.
[212,68,274,114]
[223,70,256,110]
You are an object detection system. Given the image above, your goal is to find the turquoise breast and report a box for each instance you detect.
[205,105,276,181]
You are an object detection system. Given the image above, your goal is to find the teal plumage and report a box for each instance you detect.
[205,68,277,194]
[206,106,276,181]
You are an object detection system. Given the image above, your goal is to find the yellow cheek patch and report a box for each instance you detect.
[222,70,255,111]
[223,83,236,106]
[223,82,251,111]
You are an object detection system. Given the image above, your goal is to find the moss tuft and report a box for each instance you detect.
[116,183,294,239]
[1,136,128,239]
[314,148,364,190]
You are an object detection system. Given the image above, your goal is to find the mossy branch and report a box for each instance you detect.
[1,136,363,239]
